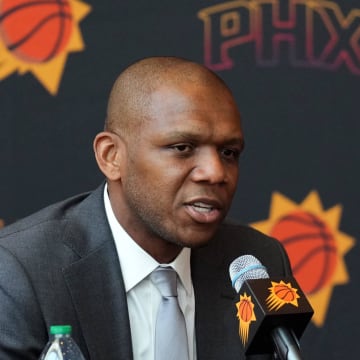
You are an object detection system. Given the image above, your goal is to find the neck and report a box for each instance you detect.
[138,239,183,264]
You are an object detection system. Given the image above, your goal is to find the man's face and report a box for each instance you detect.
[116,81,244,253]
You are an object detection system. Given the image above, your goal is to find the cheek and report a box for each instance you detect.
[231,170,239,190]
[126,159,182,200]
[134,154,187,185]
[224,165,239,190]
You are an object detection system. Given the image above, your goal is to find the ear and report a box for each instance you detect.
[93,131,124,181]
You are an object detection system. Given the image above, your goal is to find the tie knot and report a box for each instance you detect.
[150,267,178,298]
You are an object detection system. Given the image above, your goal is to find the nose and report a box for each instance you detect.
[191,148,229,184]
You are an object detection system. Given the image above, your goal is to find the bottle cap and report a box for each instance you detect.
[50,325,72,335]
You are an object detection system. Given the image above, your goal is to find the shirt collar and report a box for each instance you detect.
[103,184,192,294]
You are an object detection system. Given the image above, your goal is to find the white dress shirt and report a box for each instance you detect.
[103,185,197,360]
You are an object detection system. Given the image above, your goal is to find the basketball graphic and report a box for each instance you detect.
[266,280,300,311]
[0,0,74,63]
[236,293,256,345]
[250,191,355,327]
[238,296,254,322]
[270,210,338,295]
[273,281,298,302]
[0,0,91,94]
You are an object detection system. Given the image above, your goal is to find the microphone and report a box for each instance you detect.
[229,255,314,360]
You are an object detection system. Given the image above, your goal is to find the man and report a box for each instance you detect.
[0,57,291,359]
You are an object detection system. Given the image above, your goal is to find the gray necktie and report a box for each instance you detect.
[150,267,189,360]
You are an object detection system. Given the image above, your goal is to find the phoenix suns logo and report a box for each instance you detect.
[198,0,360,74]
[236,292,256,345]
[0,0,91,95]
[251,191,355,327]
[266,280,300,310]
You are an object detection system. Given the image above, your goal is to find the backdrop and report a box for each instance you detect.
[0,0,358,358]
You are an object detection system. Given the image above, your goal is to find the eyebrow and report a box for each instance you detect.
[164,130,245,150]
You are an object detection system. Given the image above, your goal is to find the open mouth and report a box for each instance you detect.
[184,199,222,223]
[191,202,215,213]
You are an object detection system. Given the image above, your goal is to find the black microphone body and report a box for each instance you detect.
[229,256,313,359]
[271,326,302,360]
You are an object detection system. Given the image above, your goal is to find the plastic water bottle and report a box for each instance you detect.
[39,325,86,360]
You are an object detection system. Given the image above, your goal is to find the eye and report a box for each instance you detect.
[221,147,241,161]
[170,143,194,154]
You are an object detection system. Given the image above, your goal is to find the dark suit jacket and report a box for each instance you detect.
[0,185,292,359]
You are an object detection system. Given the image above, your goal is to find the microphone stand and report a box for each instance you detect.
[271,327,303,360]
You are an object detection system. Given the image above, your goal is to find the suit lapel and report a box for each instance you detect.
[63,240,133,360]
[61,185,133,360]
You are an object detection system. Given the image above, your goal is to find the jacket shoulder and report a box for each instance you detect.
[0,191,92,239]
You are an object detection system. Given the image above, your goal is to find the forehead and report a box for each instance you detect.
[149,80,236,109]
[142,82,243,140]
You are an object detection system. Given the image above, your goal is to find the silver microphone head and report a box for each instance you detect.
[229,255,269,292]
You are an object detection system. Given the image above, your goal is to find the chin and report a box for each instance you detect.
[161,220,221,249]
[178,231,216,249]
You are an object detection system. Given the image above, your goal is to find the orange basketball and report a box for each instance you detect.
[0,0,73,63]
[274,283,296,302]
[270,210,338,295]
[238,299,253,322]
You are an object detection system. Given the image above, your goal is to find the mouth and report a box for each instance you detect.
[184,199,223,224]
[190,202,216,213]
